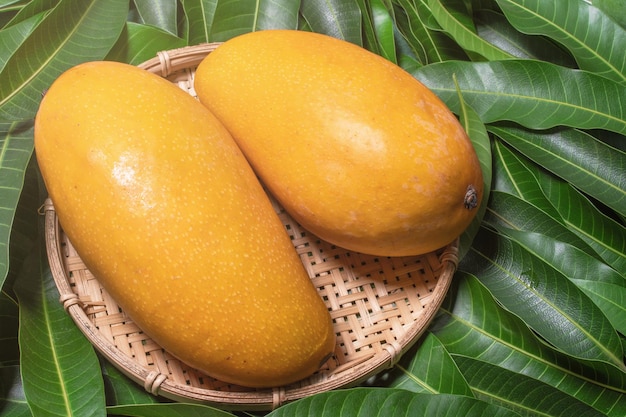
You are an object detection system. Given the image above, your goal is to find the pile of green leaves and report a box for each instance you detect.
[1,0,624,416]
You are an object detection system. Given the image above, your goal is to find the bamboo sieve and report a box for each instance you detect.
[43,43,458,411]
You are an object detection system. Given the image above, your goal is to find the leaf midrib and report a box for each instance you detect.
[498,0,626,83]
[0,0,97,109]
[438,303,626,394]
[470,244,624,370]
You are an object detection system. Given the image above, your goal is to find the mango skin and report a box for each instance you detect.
[34,61,335,388]
[195,30,483,256]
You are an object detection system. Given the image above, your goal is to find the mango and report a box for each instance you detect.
[194,30,483,257]
[34,61,335,388]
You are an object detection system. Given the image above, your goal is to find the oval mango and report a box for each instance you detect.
[35,61,335,388]
[195,30,483,257]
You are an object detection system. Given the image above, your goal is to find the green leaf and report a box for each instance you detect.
[0,120,33,290]
[180,0,217,44]
[2,0,56,28]
[495,0,626,84]
[101,361,159,407]
[0,292,19,365]
[105,22,186,65]
[454,356,609,416]
[473,9,576,66]
[538,170,626,275]
[463,226,625,370]
[491,139,564,222]
[370,0,397,63]
[485,190,598,259]
[4,153,38,299]
[106,402,236,416]
[266,388,521,417]
[300,0,362,45]
[412,59,626,135]
[431,273,626,416]
[354,0,380,55]
[209,0,300,41]
[593,0,626,29]
[429,0,512,60]
[0,365,31,417]
[0,0,129,121]
[132,0,178,35]
[393,0,468,64]
[386,332,474,396]
[0,12,45,72]
[15,238,106,416]
[455,79,491,258]
[495,228,626,335]
[489,125,626,218]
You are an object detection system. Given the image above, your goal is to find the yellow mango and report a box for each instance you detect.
[34,61,335,388]
[195,30,483,256]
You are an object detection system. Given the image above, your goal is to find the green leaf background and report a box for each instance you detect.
[1,0,624,416]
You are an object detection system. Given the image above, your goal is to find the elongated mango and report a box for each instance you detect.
[34,61,335,388]
[195,30,483,256]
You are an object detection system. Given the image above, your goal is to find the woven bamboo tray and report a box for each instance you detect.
[43,43,458,411]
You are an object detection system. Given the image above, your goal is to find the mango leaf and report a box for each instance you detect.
[384,332,474,396]
[105,22,186,65]
[462,226,625,370]
[101,361,159,407]
[593,0,626,29]
[4,153,38,300]
[0,292,19,365]
[370,0,396,63]
[266,388,521,417]
[209,0,300,41]
[455,80,491,258]
[0,365,30,417]
[491,139,564,222]
[300,0,362,45]
[428,0,512,60]
[412,59,626,135]
[179,0,217,44]
[473,8,576,66]
[495,0,626,84]
[393,0,468,64]
[489,124,626,218]
[535,166,626,275]
[107,403,236,416]
[484,190,599,259]
[15,238,106,416]
[2,0,56,27]
[0,11,44,71]
[0,120,33,290]
[0,0,128,121]
[495,228,626,335]
[453,356,610,416]
[431,273,626,416]
[353,0,379,55]
[132,0,177,35]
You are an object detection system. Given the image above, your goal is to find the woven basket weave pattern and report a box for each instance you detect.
[44,44,458,411]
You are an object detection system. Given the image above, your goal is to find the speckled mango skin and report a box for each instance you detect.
[34,61,335,388]
[195,30,483,256]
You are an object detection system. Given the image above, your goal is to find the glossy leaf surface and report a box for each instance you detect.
[300,0,362,45]
[495,0,626,84]
[463,226,625,370]
[15,243,106,416]
[0,120,33,289]
[489,125,626,218]
[431,273,626,416]
[266,388,520,417]
[0,0,128,120]
[413,59,626,135]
